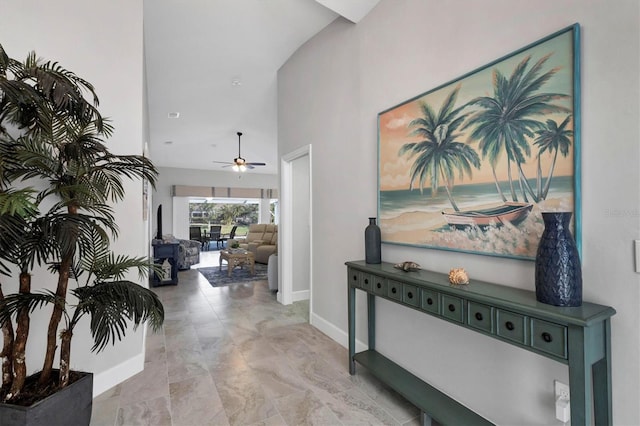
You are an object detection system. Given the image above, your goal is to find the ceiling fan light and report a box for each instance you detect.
[239,164,247,172]
[232,164,239,172]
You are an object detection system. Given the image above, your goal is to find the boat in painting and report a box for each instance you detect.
[442,202,533,229]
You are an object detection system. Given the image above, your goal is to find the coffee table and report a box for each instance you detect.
[219,249,255,277]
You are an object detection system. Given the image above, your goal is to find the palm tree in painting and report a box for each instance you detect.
[462,53,570,203]
[398,85,480,212]
[534,115,573,200]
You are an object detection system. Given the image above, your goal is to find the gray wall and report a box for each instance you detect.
[1,0,147,396]
[152,166,278,237]
[278,0,640,424]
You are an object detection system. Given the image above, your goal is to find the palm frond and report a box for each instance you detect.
[508,55,532,91]
[0,44,9,74]
[0,80,49,131]
[0,188,38,217]
[436,84,460,123]
[0,291,59,326]
[92,255,153,282]
[4,133,60,181]
[397,142,419,157]
[73,282,164,352]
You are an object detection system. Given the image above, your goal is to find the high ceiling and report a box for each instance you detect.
[144,0,380,175]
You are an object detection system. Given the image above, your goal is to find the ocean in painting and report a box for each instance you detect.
[380,176,574,220]
[379,176,576,259]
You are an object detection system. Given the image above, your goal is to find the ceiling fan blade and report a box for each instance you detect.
[213,161,236,168]
[246,162,266,166]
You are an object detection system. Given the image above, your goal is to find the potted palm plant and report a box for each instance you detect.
[0,43,164,425]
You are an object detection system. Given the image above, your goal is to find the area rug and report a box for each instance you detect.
[197,263,268,287]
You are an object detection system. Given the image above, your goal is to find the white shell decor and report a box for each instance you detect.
[394,261,421,272]
[448,268,469,285]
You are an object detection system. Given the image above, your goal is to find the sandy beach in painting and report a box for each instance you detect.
[380,197,573,259]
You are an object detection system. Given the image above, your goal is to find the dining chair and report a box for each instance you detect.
[217,225,237,248]
[189,225,208,250]
[209,225,222,249]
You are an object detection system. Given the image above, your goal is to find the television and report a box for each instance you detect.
[156,204,163,240]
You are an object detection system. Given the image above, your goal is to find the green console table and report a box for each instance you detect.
[346,260,615,426]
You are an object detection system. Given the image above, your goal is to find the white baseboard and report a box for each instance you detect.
[310,312,367,353]
[92,353,144,397]
[292,289,310,302]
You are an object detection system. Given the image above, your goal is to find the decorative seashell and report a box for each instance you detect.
[394,261,421,272]
[449,268,469,285]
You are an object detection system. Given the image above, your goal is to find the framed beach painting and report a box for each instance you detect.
[378,24,580,260]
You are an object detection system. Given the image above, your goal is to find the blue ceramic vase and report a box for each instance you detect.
[535,212,582,307]
[365,217,381,264]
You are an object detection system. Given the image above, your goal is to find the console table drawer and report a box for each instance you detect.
[531,319,568,359]
[421,289,440,314]
[387,280,402,301]
[372,275,387,296]
[442,295,464,323]
[403,284,419,307]
[360,273,374,292]
[467,302,493,333]
[496,310,527,344]
[349,269,362,288]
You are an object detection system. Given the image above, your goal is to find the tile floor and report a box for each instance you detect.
[90,250,423,426]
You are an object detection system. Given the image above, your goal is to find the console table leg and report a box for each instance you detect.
[593,319,613,425]
[367,293,375,351]
[421,411,432,426]
[567,320,613,426]
[348,285,356,375]
[568,325,594,425]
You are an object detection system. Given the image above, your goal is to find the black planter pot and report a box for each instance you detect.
[0,370,93,426]
[535,212,582,307]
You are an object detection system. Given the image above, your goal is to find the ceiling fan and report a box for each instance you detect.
[213,132,266,172]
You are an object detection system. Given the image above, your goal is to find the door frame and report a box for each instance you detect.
[279,145,312,313]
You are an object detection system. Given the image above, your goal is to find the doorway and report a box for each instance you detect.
[280,145,312,319]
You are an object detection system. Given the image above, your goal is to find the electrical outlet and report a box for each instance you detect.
[555,380,570,400]
[555,380,570,423]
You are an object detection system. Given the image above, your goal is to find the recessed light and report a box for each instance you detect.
[231,79,242,86]
[168,112,180,118]
[164,141,174,145]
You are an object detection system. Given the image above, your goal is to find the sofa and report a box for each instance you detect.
[228,224,277,264]
[161,235,201,270]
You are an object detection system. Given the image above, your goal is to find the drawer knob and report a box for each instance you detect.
[377,282,382,289]
[427,298,434,305]
[542,332,553,343]
[448,304,456,312]
[391,287,397,294]
[475,312,483,321]
[505,321,515,331]
[364,278,369,284]
[407,291,413,299]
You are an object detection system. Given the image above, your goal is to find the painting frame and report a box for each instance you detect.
[377,24,581,261]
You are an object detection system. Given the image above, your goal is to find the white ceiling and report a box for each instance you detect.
[144,0,380,175]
